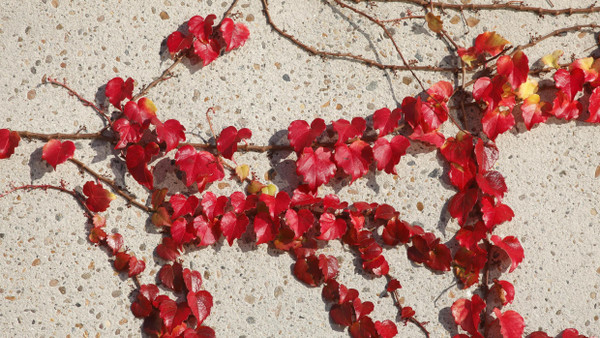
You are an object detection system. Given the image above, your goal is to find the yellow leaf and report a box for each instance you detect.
[516,78,538,100]
[261,184,277,196]
[235,164,249,181]
[425,12,443,33]
[541,50,563,69]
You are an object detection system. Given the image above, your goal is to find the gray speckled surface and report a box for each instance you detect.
[0,0,599,336]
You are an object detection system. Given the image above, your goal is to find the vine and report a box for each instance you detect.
[1,1,599,337]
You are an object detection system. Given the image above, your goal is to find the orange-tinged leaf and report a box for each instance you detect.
[425,12,443,33]
[516,78,538,100]
[474,31,509,57]
[83,181,116,212]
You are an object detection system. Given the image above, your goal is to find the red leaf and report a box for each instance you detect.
[156,119,186,153]
[124,98,157,127]
[0,129,20,159]
[187,290,213,325]
[474,138,499,173]
[296,147,336,191]
[586,87,600,123]
[528,332,552,338]
[220,212,249,246]
[453,246,488,288]
[474,31,509,57]
[285,209,314,239]
[550,91,582,120]
[441,132,474,168]
[481,196,514,229]
[375,204,398,221]
[330,302,354,327]
[493,308,525,338]
[455,222,487,250]
[259,191,290,219]
[175,145,224,189]
[332,117,366,145]
[105,77,134,109]
[183,268,203,293]
[448,188,479,226]
[372,135,410,175]
[193,39,221,67]
[554,68,584,101]
[171,217,196,244]
[159,262,184,292]
[496,51,529,90]
[475,171,507,200]
[386,279,402,292]
[317,212,347,240]
[126,145,154,190]
[561,329,586,338]
[323,194,348,211]
[353,298,374,320]
[167,31,192,55]
[491,279,515,305]
[219,18,250,52]
[382,219,412,246]
[401,307,416,319]
[448,161,477,191]
[373,107,402,137]
[188,15,216,42]
[114,252,130,271]
[217,126,252,160]
[253,212,278,245]
[374,320,398,338]
[490,235,524,273]
[287,118,326,153]
[156,237,181,261]
[192,215,220,246]
[128,255,146,277]
[131,293,153,318]
[89,227,107,244]
[362,254,390,276]
[318,254,339,282]
[83,181,116,212]
[170,194,200,219]
[201,192,228,220]
[451,295,486,336]
[334,140,373,183]
[41,139,75,169]
[106,233,124,255]
[293,255,323,287]
[482,108,515,141]
[113,118,142,149]
[290,185,322,207]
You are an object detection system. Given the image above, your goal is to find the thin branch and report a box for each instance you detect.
[68,158,152,212]
[42,75,112,127]
[390,289,431,338]
[261,0,460,73]
[513,23,600,53]
[0,183,93,219]
[356,0,600,15]
[332,0,428,91]
[15,130,110,141]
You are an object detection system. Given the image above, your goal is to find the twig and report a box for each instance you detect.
[68,158,152,212]
[390,289,430,338]
[261,0,460,73]
[358,0,600,15]
[15,130,110,141]
[331,0,428,91]
[42,76,111,127]
[513,23,600,54]
[0,183,93,219]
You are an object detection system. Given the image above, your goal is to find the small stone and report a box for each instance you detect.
[58,286,66,294]
[416,202,424,211]
[49,279,59,287]
[51,0,59,8]
[282,74,290,82]
[246,14,254,22]
[27,89,36,100]
[32,258,41,266]
[159,11,169,20]
[273,286,283,298]
[366,81,378,91]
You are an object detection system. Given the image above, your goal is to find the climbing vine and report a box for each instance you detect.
[1,0,599,337]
